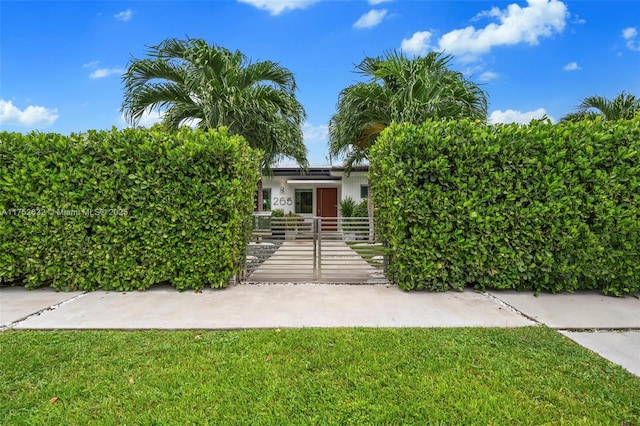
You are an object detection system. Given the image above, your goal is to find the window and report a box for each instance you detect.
[360,185,369,199]
[295,189,313,214]
[262,188,271,211]
[254,188,272,211]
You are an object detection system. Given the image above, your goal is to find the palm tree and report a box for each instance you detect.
[329,50,488,221]
[560,92,640,122]
[121,38,308,210]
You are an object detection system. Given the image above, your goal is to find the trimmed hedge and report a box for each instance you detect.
[370,117,640,295]
[0,127,260,291]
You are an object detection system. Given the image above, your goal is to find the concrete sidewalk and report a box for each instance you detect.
[1,284,638,376]
[488,290,640,377]
[1,284,532,329]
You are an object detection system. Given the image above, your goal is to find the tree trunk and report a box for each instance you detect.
[256,179,263,212]
[367,176,374,241]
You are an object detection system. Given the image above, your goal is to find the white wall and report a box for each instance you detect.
[262,176,297,214]
[340,172,368,202]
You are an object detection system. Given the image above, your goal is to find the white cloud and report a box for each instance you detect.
[472,6,505,21]
[368,0,392,5]
[400,31,432,56]
[237,0,319,15]
[437,0,568,61]
[119,110,202,128]
[462,65,498,82]
[570,14,586,24]
[353,9,388,29]
[622,27,640,51]
[82,60,99,68]
[83,60,124,79]
[478,71,499,82]
[0,99,59,127]
[114,9,133,22]
[90,68,125,79]
[622,27,637,40]
[137,110,164,127]
[120,110,163,128]
[489,108,554,124]
[562,61,580,71]
[303,122,328,144]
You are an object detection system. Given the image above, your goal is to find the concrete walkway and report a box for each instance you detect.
[246,240,387,284]
[1,285,638,376]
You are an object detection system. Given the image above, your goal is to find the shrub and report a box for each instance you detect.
[353,200,368,218]
[370,117,640,295]
[0,127,260,291]
[339,197,356,218]
[282,212,303,230]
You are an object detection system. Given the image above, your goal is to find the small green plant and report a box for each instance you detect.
[353,200,368,218]
[282,211,303,230]
[339,197,356,218]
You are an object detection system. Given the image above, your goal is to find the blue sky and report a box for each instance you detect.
[1,0,639,165]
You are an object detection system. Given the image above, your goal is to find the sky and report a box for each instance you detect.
[1,0,639,166]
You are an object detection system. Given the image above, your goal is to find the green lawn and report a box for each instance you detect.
[1,328,638,425]
[346,241,385,268]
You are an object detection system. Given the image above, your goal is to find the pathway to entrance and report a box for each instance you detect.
[244,216,388,284]
[245,240,387,284]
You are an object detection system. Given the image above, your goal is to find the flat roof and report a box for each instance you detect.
[270,165,369,177]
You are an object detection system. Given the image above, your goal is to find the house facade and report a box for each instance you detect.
[259,166,369,218]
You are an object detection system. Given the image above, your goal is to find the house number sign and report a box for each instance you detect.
[272,197,293,206]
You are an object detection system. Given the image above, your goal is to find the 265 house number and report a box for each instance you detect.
[273,197,293,206]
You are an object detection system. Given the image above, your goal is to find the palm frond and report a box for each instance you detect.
[329,50,488,174]
[121,37,308,168]
[242,61,298,93]
[562,91,640,122]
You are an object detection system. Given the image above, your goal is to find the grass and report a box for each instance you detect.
[346,241,385,268]
[1,327,638,425]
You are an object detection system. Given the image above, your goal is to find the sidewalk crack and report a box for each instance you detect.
[483,292,543,326]
[1,292,88,331]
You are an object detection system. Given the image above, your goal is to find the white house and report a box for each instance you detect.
[259,165,369,218]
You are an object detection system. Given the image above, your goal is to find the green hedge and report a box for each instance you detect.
[370,117,640,295]
[0,127,260,291]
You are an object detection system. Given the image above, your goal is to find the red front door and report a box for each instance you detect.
[316,187,338,231]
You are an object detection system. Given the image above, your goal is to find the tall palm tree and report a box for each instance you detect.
[560,92,640,122]
[329,50,488,221]
[329,51,487,171]
[121,38,308,210]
